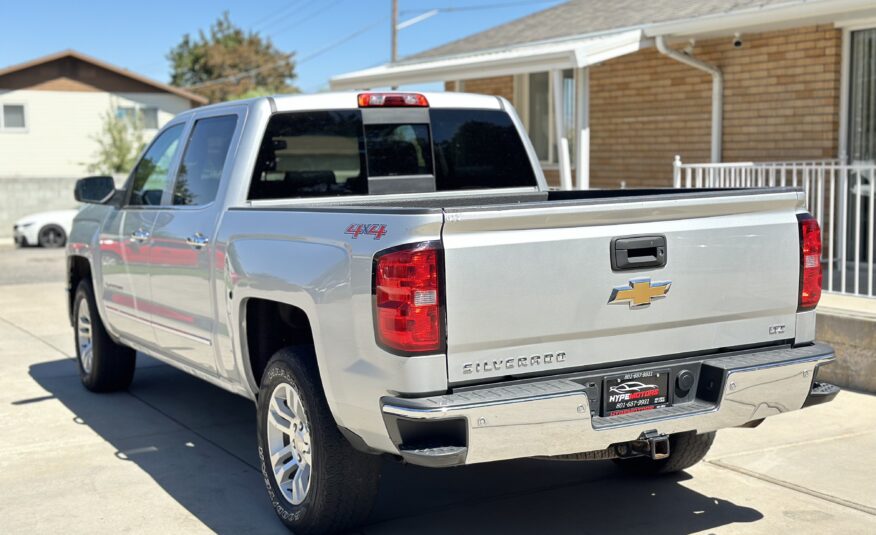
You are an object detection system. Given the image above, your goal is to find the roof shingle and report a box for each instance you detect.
[405,0,806,62]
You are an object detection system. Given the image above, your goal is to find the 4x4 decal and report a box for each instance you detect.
[345,224,387,240]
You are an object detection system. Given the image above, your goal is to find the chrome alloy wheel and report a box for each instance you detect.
[266,381,313,505]
[76,297,94,374]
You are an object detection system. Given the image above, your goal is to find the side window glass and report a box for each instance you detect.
[173,115,238,206]
[128,124,184,206]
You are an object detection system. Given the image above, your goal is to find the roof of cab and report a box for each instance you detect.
[175,91,505,118]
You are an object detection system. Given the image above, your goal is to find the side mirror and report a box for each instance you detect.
[74,176,116,204]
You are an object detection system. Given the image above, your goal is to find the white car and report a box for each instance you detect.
[13,209,79,248]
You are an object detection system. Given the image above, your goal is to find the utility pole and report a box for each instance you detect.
[390,0,398,89]
[391,0,398,64]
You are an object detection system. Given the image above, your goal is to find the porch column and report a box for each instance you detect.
[551,69,573,190]
[575,67,590,190]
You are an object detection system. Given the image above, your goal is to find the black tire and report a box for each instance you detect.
[38,224,66,248]
[613,431,716,475]
[257,347,381,534]
[73,279,136,392]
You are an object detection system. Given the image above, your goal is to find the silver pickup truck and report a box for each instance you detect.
[67,91,839,534]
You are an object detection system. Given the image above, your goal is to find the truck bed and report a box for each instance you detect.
[244,187,797,211]
[237,187,807,385]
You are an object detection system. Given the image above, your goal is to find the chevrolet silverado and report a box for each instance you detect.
[66,91,839,534]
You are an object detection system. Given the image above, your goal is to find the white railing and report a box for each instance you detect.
[673,156,876,297]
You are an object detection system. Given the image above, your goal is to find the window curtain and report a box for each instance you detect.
[849,28,876,163]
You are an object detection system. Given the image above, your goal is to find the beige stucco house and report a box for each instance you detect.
[0,50,205,238]
[332,0,876,190]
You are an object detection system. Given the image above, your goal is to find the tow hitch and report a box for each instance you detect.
[615,430,671,460]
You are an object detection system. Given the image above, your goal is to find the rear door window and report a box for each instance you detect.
[172,115,238,206]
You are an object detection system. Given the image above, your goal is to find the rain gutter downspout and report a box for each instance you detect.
[656,35,723,162]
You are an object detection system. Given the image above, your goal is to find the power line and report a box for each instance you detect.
[257,0,321,33]
[299,18,388,65]
[186,17,386,90]
[268,0,348,37]
[248,0,307,31]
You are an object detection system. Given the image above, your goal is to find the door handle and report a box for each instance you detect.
[186,232,209,250]
[130,229,150,243]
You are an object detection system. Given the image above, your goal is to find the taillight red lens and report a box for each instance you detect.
[374,243,442,354]
[799,215,822,311]
[358,92,429,107]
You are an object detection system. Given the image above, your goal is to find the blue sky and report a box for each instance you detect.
[0,0,563,93]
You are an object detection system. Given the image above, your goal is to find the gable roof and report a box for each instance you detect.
[406,0,864,63]
[0,50,207,105]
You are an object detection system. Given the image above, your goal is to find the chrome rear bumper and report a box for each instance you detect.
[381,343,835,467]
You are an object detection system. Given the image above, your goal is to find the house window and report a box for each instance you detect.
[849,28,876,163]
[117,105,160,129]
[141,107,159,129]
[2,104,26,130]
[521,70,576,164]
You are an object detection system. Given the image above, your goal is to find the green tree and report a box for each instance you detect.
[168,12,298,103]
[87,109,145,175]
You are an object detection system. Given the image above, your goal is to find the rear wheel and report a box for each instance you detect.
[257,347,380,534]
[613,431,716,475]
[74,280,136,392]
[38,225,66,248]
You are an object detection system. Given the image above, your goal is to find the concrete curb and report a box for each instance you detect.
[816,310,876,394]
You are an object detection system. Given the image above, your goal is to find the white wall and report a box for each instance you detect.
[0,89,192,179]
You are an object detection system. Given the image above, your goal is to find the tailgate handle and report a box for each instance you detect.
[611,236,667,271]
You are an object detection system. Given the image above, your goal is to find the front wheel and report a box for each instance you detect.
[257,347,380,534]
[613,431,716,475]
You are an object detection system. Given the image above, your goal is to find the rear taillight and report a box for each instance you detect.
[798,214,822,311]
[374,242,443,354]
[358,92,429,107]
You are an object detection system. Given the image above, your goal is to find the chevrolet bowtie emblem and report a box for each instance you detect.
[608,278,671,308]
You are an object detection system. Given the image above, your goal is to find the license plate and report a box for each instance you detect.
[603,369,670,417]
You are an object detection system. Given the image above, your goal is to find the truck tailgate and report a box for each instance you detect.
[441,190,804,384]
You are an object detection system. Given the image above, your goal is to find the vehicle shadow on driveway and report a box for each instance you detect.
[27,357,763,534]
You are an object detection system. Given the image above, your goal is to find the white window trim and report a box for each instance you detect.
[1,103,28,133]
[838,22,876,163]
[516,72,556,166]
[514,69,583,168]
[115,103,160,130]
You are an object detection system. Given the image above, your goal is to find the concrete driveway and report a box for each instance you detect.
[1,246,875,534]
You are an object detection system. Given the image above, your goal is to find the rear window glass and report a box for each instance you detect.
[430,109,536,191]
[365,124,432,177]
[249,110,366,200]
[248,107,537,200]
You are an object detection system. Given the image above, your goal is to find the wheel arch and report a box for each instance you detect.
[240,296,319,397]
[67,255,92,325]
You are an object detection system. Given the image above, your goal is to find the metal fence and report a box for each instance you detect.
[673,156,876,297]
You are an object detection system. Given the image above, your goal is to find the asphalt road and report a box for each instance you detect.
[1,249,874,534]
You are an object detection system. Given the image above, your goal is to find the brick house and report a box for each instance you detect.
[331,0,876,190]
